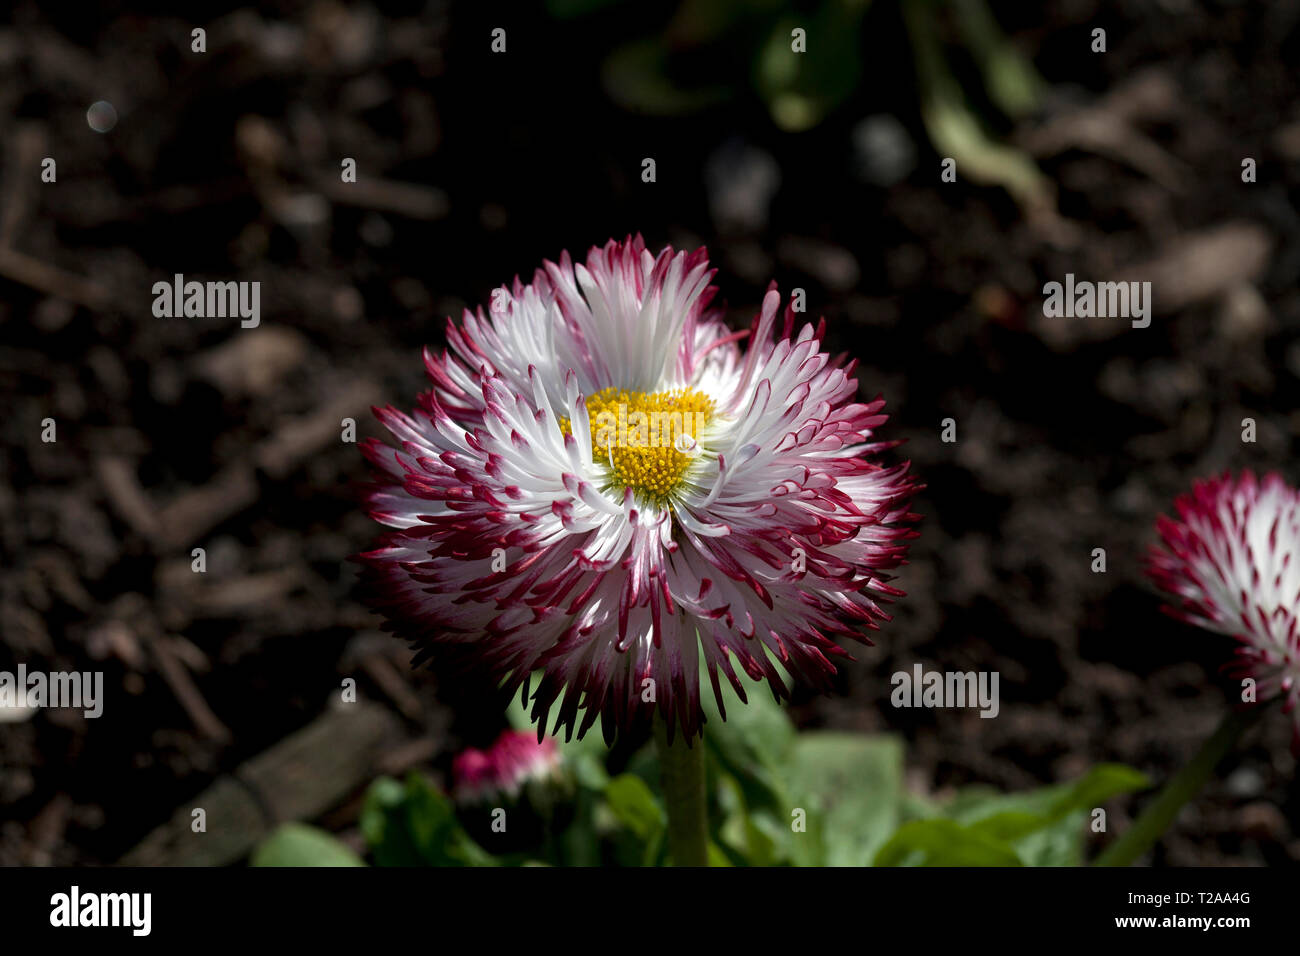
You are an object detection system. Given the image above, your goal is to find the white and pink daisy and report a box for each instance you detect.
[357,236,919,742]
[452,730,562,804]
[1146,471,1300,740]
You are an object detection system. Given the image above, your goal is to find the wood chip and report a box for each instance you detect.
[150,637,232,744]
[192,567,303,616]
[359,652,424,721]
[1117,221,1272,313]
[119,702,404,866]
[95,456,161,539]
[152,462,259,553]
[0,247,111,310]
[255,379,380,479]
[191,327,309,399]
[311,172,449,220]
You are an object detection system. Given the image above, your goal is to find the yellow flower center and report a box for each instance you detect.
[559,387,714,505]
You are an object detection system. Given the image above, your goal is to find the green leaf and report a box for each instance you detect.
[964,807,1088,864]
[754,2,871,131]
[716,769,783,866]
[967,810,1054,843]
[949,764,1150,831]
[874,818,1025,867]
[900,789,941,822]
[1003,764,1150,867]
[1045,764,1151,818]
[558,787,603,867]
[251,824,366,867]
[951,0,1046,120]
[880,763,1151,867]
[1018,812,1089,867]
[786,732,903,866]
[360,776,422,867]
[360,773,496,867]
[604,773,666,842]
[700,663,797,815]
[601,38,734,117]
[603,773,668,866]
[903,0,1055,219]
[707,841,735,867]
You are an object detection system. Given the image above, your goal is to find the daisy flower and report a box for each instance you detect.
[1146,471,1300,737]
[452,729,562,804]
[357,236,919,742]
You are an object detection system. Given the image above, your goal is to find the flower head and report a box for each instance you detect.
[452,729,562,804]
[357,236,918,742]
[1146,471,1300,736]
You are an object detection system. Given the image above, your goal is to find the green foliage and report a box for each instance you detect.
[604,773,667,866]
[950,0,1045,119]
[360,773,496,867]
[250,823,366,867]
[786,732,904,865]
[248,677,1150,868]
[755,2,870,131]
[554,0,1054,217]
[696,667,905,866]
[903,0,1053,218]
[874,819,1026,866]
[874,764,1150,866]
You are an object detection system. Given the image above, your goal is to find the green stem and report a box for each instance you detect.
[1095,707,1264,867]
[654,715,710,867]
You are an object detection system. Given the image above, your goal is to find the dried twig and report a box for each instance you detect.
[359,653,424,721]
[149,637,233,744]
[0,247,111,309]
[95,456,161,539]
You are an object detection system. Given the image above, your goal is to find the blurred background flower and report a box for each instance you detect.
[1146,471,1300,741]
[453,729,563,804]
